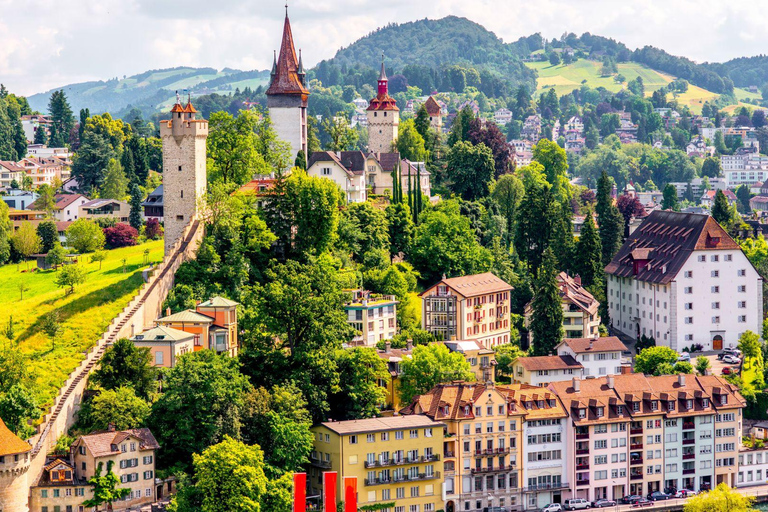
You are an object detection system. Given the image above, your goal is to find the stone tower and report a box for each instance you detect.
[0,417,32,512]
[266,8,309,164]
[366,56,400,153]
[160,93,208,256]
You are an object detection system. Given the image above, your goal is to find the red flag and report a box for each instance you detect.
[324,472,338,512]
[343,477,357,512]
[293,473,306,512]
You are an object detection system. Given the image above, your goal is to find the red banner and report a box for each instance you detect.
[293,473,306,512]
[324,471,338,512]
[343,477,357,512]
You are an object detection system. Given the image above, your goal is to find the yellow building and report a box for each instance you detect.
[309,416,445,512]
[344,290,398,347]
[377,343,412,411]
[443,340,496,383]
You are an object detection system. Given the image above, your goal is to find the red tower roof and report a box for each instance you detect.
[367,58,399,112]
[266,13,309,98]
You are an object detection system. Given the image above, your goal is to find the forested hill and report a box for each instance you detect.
[310,16,538,98]
[704,55,768,90]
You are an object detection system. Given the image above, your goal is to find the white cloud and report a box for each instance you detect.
[2,0,768,96]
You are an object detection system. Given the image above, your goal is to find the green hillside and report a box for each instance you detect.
[28,67,270,116]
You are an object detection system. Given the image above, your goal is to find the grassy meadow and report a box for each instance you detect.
[1,240,164,414]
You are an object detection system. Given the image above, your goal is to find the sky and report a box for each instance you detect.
[1,0,765,96]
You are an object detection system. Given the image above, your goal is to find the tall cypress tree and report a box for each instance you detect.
[596,171,623,267]
[48,90,74,147]
[530,248,564,356]
[712,190,731,225]
[574,208,603,288]
[129,183,143,231]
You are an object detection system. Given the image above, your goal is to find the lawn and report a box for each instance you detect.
[0,240,164,414]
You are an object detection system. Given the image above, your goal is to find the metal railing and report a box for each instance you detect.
[363,454,440,468]
[364,471,441,486]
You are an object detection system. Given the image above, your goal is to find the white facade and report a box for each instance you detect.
[513,365,584,387]
[608,249,762,352]
[55,195,89,222]
[556,346,623,378]
[738,448,768,487]
[523,418,567,509]
[306,160,366,203]
[269,105,307,162]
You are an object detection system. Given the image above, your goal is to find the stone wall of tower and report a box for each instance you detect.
[367,110,399,154]
[268,95,307,162]
[0,455,31,512]
[160,117,208,256]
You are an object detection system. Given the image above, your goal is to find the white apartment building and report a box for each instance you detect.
[722,153,768,187]
[606,211,762,352]
[554,337,627,378]
[738,447,768,487]
[522,402,568,510]
[307,151,367,203]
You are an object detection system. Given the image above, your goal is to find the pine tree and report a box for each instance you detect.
[121,146,136,183]
[33,125,47,145]
[294,150,307,170]
[711,190,731,225]
[574,209,602,288]
[129,183,143,231]
[596,171,623,267]
[48,90,74,147]
[530,248,564,356]
[662,183,679,211]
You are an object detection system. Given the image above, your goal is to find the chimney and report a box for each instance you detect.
[678,373,686,387]
[572,378,580,392]
[406,340,413,351]
[165,307,171,316]
[607,375,615,389]
[107,423,116,432]
[620,365,633,375]
[573,274,582,286]
[384,341,391,352]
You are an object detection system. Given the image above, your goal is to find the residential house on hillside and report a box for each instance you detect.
[69,426,160,510]
[700,189,737,208]
[30,193,89,222]
[420,272,512,348]
[154,296,239,356]
[21,115,51,142]
[510,355,584,387]
[2,189,38,210]
[130,325,194,367]
[554,337,627,377]
[377,342,413,410]
[79,199,130,223]
[494,108,513,126]
[9,208,46,230]
[606,211,762,351]
[521,115,542,142]
[307,151,367,203]
[142,185,163,222]
[443,339,496,383]
[0,161,24,189]
[344,289,398,347]
[524,272,600,344]
[29,457,93,512]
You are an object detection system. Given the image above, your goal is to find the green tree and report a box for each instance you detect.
[532,138,569,195]
[530,248,564,355]
[11,221,41,270]
[574,209,603,288]
[0,201,11,264]
[41,310,62,350]
[48,90,74,147]
[683,483,754,512]
[635,346,679,376]
[65,218,105,253]
[54,264,87,294]
[36,184,56,216]
[514,164,554,274]
[0,383,37,437]
[192,437,268,512]
[662,183,679,211]
[339,201,389,261]
[91,338,159,400]
[36,220,58,253]
[87,386,151,431]
[100,159,128,200]
[148,350,252,471]
[738,330,763,371]
[695,356,711,375]
[128,183,143,231]
[701,157,722,178]
[82,113,131,152]
[33,125,47,145]
[491,174,524,247]
[399,344,475,404]
[82,460,131,511]
[409,202,493,283]
[331,347,390,419]
[447,106,474,147]
[737,184,752,214]
[494,343,525,377]
[396,119,428,161]
[207,110,268,185]
[90,250,107,270]
[549,52,561,66]
[414,104,431,139]
[71,132,115,194]
[45,242,67,269]
[385,202,414,257]
[322,112,358,151]
[445,141,495,200]
[711,189,730,225]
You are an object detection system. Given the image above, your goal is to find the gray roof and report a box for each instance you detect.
[319,415,444,435]
[131,325,194,343]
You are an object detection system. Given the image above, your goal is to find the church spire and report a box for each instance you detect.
[379,52,387,81]
[266,5,309,97]
[377,53,389,98]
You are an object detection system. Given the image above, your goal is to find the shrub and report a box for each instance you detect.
[104,224,139,249]
[145,218,163,240]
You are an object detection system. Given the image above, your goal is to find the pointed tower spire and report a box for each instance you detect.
[379,52,387,81]
[271,50,277,77]
[266,5,309,97]
[377,52,389,98]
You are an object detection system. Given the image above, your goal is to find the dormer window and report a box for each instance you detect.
[686,399,694,410]
[464,406,470,415]
[702,398,710,408]
[668,401,675,411]
[720,395,728,405]
[549,399,556,407]
[617,405,624,415]
[537,400,545,408]
[442,406,450,415]
[651,400,658,411]
[578,408,586,419]
[596,406,605,418]
[633,401,640,412]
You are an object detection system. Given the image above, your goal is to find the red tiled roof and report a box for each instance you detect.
[421,272,512,299]
[558,336,627,353]
[516,355,582,371]
[266,14,309,97]
[367,94,399,111]
[76,428,159,457]
[424,96,442,116]
[0,417,31,456]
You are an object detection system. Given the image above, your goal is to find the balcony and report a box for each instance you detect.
[683,469,695,475]
[630,474,643,481]
[310,458,331,469]
[474,448,511,456]
[683,422,695,430]
[630,428,643,435]
[576,479,590,487]
[471,464,514,474]
[683,453,696,460]
[630,458,643,466]
[576,449,589,455]
[683,439,696,445]
[444,451,456,458]
[576,433,590,440]
[364,454,440,468]
[630,443,643,450]
[576,463,589,471]
[523,483,570,492]
[365,471,441,486]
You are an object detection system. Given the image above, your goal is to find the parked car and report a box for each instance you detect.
[633,498,653,507]
[648,491,672,501]
[563,499,590,510]
[723,354,742,364]
[719,348,742,360]
[675,489,696,498]
[482,508,507,512]
[592,499,616,508]
[540,505,563,512]
[677,352,690,362]
[621,495,642,504]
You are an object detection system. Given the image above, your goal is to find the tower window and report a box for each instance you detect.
[176,215,184,221]
[374,112,377,117]
[384,112,387,117]
[181,190,184,198]
[178,165,182,171]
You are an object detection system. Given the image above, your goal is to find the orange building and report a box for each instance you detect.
[154,296,239,356]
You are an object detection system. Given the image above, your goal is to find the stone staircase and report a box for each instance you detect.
[30,219,202,457]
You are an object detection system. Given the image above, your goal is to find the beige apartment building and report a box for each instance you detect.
[70,427,160,510]
[443,340,496,383]
[309,416,445,512]
[421,273,512,348]
[344,290,398,347]
[130,325,194,367]
[29,458,93,512]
